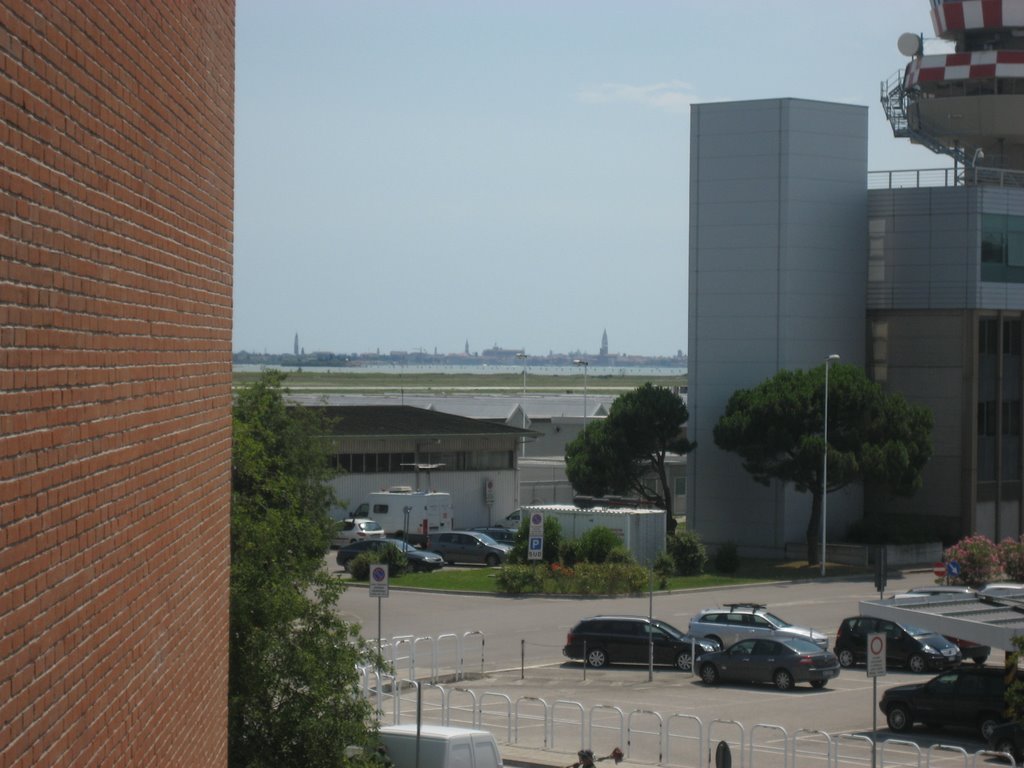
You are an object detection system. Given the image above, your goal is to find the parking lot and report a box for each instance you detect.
[334,565,1012,765]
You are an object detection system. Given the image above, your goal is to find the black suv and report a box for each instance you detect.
[880,666,1015,740]
[834,616,961,673]
[989,721,1024,761]
[563,615,720,672]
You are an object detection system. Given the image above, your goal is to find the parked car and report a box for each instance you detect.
[688,603,829,650]
[981,583,1024,599]
[331,517,384,548]
[880,665,1018,739]
[470,526,517,546]
[697,637,840,691]
[834,616,962,673]
[988,720,1024,762]
[899,587,991,664]
[335,538,445,572]
[562,615,720,672]
[431,531,511,566]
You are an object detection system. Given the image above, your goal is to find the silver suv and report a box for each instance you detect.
[688,603,829,650]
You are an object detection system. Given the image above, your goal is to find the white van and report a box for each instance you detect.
[379,724,502,768]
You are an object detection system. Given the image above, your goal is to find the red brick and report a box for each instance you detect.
[0,2,233,766]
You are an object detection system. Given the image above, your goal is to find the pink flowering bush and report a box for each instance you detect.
[999,536,1024,582]
[943,535,1001,587]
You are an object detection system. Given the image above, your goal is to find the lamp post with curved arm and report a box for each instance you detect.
[573,359,589,432]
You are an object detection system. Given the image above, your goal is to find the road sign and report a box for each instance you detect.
[369,563,389,597]
[933,562,946,577]
[528,536,543,561]
[866,632,886,678]
[947,560,961,579]
[529,512,544,560]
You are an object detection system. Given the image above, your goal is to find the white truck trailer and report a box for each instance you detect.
[518,503,665,565]
[350,487,454,546]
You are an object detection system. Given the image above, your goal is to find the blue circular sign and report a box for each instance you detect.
[372,566,387,582]
[531,513,543,525]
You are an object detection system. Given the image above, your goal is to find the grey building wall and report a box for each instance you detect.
[687,98,868,556]
[866,184,1024,542]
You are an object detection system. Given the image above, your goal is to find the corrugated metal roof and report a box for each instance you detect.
[288,392,617,420]
[859,592,1024,650]
[304,404,536,438]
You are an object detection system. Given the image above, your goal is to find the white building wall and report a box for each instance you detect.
[687,98,868,556]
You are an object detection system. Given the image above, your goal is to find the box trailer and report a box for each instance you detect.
[518,504,665,565]
[350,487,454,546]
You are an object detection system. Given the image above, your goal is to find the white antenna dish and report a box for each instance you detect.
[898,32,922,57]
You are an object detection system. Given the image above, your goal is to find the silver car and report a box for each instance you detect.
[688,603,829,650]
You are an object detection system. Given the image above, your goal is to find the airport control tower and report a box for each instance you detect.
[883,0,1024,172]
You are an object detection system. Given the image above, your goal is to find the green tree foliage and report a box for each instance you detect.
[564,383,694,531]
[231,370,377,768]
[713,363,933,566]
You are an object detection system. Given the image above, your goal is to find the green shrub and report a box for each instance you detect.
[666,528,707,576]
[653,550,675,586]
[713,541,740,574]
[495,561,647,595]
[604,546,634,565]
[559,539,580,567]
[348,544,408,580]
[569,562,648,594]
[574,526,622,563]
[494,564,548,594]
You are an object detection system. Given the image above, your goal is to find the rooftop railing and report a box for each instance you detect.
[869,166,1024,190]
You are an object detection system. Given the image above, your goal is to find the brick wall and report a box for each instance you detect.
[0,2,234,766]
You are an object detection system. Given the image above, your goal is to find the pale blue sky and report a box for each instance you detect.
[234,1,950,358]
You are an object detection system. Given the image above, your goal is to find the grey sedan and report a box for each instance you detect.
[431,531,511,566]
[698,637,841,691]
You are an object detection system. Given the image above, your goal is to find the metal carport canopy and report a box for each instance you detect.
[858,593,1024,651]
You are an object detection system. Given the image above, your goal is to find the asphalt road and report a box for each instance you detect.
[329,563,1008,764]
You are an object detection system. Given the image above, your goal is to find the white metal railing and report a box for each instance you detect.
[868,166,1024,190]
[359,678,1008,768]
[372,630,485,682]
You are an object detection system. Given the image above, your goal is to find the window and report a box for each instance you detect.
[978,401,997,436]
[1006,320,1022,355]
[980,319,998,355]
[982,215,1007,264]
[1003,401,1021,436]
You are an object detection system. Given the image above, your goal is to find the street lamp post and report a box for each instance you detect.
[821,353,840,577]
[573,359,589,431]
[515,352,527,458]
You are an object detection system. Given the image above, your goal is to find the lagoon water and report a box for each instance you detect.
[234,363,685,377]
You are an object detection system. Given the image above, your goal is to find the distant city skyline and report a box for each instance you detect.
[258,328,681,359]
[236,330,685,367]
